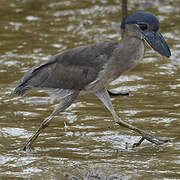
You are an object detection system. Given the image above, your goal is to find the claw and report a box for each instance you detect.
[133,130,170,147]
[22,142,33,152]
[108,90,129,96]
[132,137,145,148]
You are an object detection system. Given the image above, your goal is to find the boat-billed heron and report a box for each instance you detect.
[14,11,171,151]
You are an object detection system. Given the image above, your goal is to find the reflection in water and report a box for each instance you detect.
[0,0,179,179]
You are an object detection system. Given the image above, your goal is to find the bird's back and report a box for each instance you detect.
[14,40,119,95]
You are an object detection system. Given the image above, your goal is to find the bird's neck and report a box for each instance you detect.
[114,34,145,73]
[122,32,143,47]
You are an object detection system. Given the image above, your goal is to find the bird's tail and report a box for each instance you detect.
[14,69,33,96]
[14,61,52,96]
[13,66,41,96]
[14,82,31,96]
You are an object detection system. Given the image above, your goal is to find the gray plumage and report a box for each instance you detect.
[14,12,171,151]
[14,40,119,95]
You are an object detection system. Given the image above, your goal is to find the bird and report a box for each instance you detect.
[14,11,171,151]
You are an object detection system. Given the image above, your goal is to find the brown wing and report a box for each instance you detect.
[14,40,118,95]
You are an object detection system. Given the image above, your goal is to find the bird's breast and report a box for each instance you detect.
[82,39,145,94]
[117,39,145,72]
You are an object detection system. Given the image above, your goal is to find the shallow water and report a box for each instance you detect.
[0,0,180,179]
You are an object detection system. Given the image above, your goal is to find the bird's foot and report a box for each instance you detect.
[22,142,33,152]
[108,90,129,96]
[133,130,170,148]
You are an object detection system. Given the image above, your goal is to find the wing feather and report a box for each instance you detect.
[14,40,118,95]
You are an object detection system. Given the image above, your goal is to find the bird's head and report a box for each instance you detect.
[121,11,171,57]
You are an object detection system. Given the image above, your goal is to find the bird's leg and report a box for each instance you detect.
[108,90,129,96]
[23,91,79,151]
[23,115,53,151]
[96,88,169,147]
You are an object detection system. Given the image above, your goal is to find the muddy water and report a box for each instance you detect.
[0,0,179,179]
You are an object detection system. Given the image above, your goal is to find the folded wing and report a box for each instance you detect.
[14,40,118,95]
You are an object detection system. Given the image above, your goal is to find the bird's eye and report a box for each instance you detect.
[138,24,148,31]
